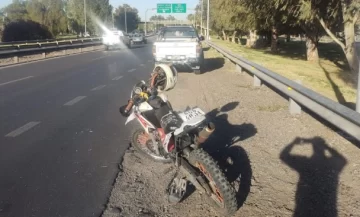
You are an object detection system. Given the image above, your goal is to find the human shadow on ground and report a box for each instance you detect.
[201,102,257,208]
[280,137,347,217]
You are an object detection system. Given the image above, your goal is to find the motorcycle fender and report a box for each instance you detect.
[125,111,136,125]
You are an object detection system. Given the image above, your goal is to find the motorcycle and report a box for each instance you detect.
[119,64,237,216]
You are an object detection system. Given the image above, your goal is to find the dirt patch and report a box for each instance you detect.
[0,45,104,66]
[103,46,360,217]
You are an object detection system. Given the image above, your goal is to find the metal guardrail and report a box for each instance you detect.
[0,38,102,54]
[206,40,360,141]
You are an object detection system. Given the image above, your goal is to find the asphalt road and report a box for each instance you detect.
[0,38,156,217]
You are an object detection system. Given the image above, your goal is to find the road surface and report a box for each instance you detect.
[0,39,155,217]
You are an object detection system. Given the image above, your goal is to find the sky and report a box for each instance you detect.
[0,0,198,21]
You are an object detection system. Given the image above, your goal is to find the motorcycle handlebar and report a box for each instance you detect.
[125,99,134,111]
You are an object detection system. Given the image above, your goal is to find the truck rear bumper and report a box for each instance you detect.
[154,57,203,68]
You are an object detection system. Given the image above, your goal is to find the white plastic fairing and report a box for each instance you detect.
[125,111,136,125]
[138,101,153,112]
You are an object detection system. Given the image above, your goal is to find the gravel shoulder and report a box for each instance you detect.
[102,45,360,217]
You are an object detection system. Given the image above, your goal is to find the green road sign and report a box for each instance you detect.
[157,3,172,13]
[172,3,187,13]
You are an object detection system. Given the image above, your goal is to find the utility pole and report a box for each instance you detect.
[84,0,87,36]
[200,0,203,35]
[206,0,209,40]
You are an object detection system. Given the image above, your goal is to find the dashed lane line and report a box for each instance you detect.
[0,76,34,87]
[5,121,41,137]
[112,75,123,80]
[91,85,106,91]
[128,69,136,72]
[64,96,87,106]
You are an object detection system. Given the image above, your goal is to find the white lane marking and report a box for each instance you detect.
[64,96,87,106]
[140,64,145,67]
[92,56,106,61]
[91,85,106,91]
[128,69,136,72]
[0,76,34,87]
[112,75,123,80]
[5,121,40,137]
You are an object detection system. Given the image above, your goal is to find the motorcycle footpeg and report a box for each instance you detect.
[167,177,187,204]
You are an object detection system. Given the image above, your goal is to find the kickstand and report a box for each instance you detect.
[167,177,187,204]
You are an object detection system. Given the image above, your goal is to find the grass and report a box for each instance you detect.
[210,37,357,106]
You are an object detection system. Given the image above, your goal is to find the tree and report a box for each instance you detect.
[166,15,175,20]
[4,0,29,21]
[309,0,360,73]
[2,19,52,41]
[149,15,165,21]
[114,4,140,32]
[65,0,112,35]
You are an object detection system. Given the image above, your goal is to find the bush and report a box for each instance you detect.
[2,19,53,42]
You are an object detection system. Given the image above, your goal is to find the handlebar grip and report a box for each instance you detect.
[125,99,134,112]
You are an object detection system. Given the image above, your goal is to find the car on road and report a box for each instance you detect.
[102,29,132,50]
[130,34,147,45]
[153,26,204,74]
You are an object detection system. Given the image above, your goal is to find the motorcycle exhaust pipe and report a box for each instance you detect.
[195,122,215,146]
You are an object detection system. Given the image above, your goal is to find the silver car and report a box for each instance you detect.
[131,34,147,45]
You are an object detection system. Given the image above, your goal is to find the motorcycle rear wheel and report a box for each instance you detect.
[188,148,237,216]
[131,128,172,164]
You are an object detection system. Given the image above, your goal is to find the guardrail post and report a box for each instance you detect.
[80,47,82,53]
[253,75,261,87]
[13,56,19,63]
[236,64,243,74]
[289,80,302,115]
[63,49,67,55]
[42,52,46,59]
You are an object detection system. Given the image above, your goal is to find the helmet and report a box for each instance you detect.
[150,64,178,92]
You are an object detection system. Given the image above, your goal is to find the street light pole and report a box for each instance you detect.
[145,8,155,36]
[206,0,209,40]
[112,7,115,28]
[125,7,127,33]
[357,60,360,112]
[84,0,87,35]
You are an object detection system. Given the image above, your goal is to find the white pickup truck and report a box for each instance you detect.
[153,26,205,74]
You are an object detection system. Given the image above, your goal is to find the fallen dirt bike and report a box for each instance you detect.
[119,64,237,216]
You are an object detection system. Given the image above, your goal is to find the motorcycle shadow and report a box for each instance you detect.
[202,102,256,209]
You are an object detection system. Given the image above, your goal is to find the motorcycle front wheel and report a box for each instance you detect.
[131,128,172,164]
[188,148,238,216]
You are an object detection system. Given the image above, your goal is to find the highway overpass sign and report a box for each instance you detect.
[157,3,172,13]
[172,4,187,13]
